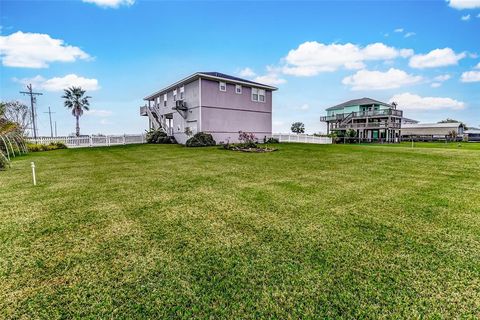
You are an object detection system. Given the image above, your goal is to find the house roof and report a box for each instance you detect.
[402,122,464,129]
[401,117,419,124]
[144,72,278,100]
[326,97,394,111]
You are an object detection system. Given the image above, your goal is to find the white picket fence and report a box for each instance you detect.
[28,134,146,148]
[272,133,332,144]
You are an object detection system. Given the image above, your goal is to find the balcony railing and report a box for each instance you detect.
[353,109,403,118]
[320,109,403,122]
[139,106,147,116]
[338,122,401,129]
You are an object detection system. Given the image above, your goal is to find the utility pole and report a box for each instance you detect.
[55,121,57,137]
[44,107,56,138]
[20,84,43,139]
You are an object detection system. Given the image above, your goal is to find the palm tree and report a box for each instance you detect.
[62,87,91,137]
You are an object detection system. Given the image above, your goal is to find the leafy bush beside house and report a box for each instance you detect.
[238,131,257,148]
[264,137,279,144]
[186,132,216,147]
[146,129,176,144]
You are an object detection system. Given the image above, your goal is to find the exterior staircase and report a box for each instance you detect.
[339,112,354,127]
[145,105,168,134]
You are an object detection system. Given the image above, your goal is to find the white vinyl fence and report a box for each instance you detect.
[272,133,332,144]
[28,134,146,148]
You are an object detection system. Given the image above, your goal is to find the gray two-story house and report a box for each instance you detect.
[140,72,278,144]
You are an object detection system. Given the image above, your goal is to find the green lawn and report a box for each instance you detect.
[1,143,479,318]
[364,141,480,150]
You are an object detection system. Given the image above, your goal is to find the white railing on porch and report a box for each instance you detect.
[272,133,332,144]
[28,134,146,148]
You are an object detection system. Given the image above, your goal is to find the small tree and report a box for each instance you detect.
[291,122,305,134]
[2,101,31,136]
[62,87,91,137]
[448,130,458,142]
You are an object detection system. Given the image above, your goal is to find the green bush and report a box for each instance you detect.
[146,129,176,144]
[186,132,216,147]
[27,142,68,152]
[264,137,279,144]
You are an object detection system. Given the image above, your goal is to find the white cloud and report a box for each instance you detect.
[430,74,450,87]
[433,74,451,81]
[389,93,465,110]
[394,28,404,33]
[409,48,466,69]
[254,66,286,85]
[298,104,310,110]
[0,31,90,68]
[99,119,113,125]
[448,0,480,9]
[82,0,134,8]
[238,67,256,78]
[14,74,100,91]
[404,32,416,38]
[461,70,480,82]
[86,109,113,117]
[282,41,413,77]
[342,68,422,91]
[475,62,480,69]
[461,14,471,20]
[254,73,286,85]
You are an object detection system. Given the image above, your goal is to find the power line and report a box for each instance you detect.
[20,84,43,139]
[44,107,56,138]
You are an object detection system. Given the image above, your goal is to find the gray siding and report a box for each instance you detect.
[200,79,273,143]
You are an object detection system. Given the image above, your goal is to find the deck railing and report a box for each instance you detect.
[320,109,403,122]
[338,122,401,129]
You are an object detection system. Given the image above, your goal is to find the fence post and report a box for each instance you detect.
[89,136,93,147]
[123,134,126,145]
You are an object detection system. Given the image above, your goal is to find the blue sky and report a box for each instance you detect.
[1,0,479,136]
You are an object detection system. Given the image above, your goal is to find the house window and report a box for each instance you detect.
[259,89,265,102]
[173,89,177,101]
[252,88,259,101]
[163,93,167,106]
[235,84,242,94]
[180,86,185,100]
[219,81,226,92]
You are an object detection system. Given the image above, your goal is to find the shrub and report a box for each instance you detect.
[27,142,68,152]
[146,129,175,144]
[238,131,257,148]
[264,137,279,144]
[186,132,216,147]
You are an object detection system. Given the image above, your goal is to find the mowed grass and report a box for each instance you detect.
[1,143,479,318]
[367,141,480,150]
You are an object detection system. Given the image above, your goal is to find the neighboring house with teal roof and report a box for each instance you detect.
[320,97,403,142]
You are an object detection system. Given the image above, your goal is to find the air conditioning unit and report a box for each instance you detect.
[175,100,187,110]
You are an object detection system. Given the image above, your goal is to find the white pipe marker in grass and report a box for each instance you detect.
[31,162,37,186]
